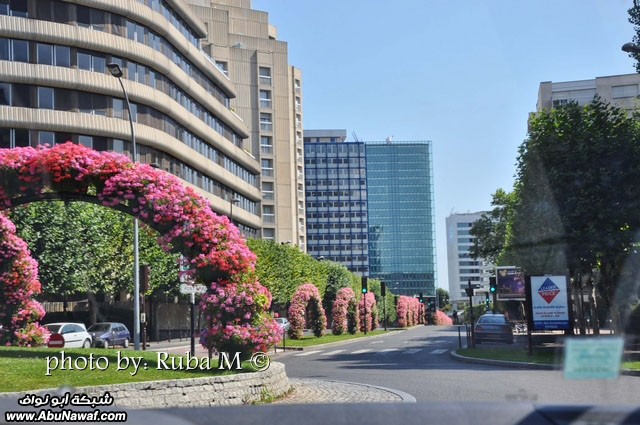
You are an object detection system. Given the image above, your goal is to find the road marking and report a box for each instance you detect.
[321,349,345,356]
[370,340,383,344]
[377,348,399,355]
[294,350,322,357]
[430,349,448,354]
[352,349,372,354]
[405,348,423,354]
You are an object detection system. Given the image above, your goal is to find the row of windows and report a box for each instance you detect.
[306,190,367,197]
[136,0,200,48]
[460,276,481,282]
[458,238,475,243]
[305,179,366,187]
[307,212,367,219]
[459,269,481,274]
[308,223,367,230]
[0,83,256,186]
[457,222,474,228]
[306,169,365,178]
[0,128,257,216]
[307,234,368,241]
[305,158,366,166]
[459,261,480,266]
[457,229,470,235]
[307,201,367,208]
[304,143,365,155]
[10,0,231,109]
[0,37,240,148]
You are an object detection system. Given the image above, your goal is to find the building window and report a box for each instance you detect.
[37,87,54,109]
[0,83,10,105]
[259,67,271,85]
[54,45,70,67]
[12,39,28,62]
[112,98,123,119]
[215,61,228,76]
[14,129,29,147]
[78,135,93,148]
[261,159,274,177]
[263,205,275,223]
[262,181,274,200]
[260,113,272,131]
[259,90,271,108]
[11,83,30,107]
[260,135,273,154]
[9,0,27,17]
[36,43,54,65]
[77,50,91,70]
[38,131,55,145]
[263,228,275,239]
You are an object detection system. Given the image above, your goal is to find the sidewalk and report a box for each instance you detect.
[275,378,414,404]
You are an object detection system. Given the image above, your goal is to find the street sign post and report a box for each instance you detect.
[180,283,207,356]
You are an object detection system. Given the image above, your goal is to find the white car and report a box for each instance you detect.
[44,323,92,348]
[275,317,290,331]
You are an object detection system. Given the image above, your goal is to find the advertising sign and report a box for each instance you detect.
[495,267,525,300]
[530,275,570,330]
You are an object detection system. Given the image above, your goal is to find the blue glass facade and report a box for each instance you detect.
[304,134,369,275]
[366,142,436,296]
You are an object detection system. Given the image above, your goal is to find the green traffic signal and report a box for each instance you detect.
[490,286,496,292]
[362,288,367,294]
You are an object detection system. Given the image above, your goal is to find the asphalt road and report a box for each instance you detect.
[275,325,640,404]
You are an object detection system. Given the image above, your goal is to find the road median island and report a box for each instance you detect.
[277,328,410,350]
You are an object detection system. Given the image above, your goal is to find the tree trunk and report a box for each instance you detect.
[588,282,600,335]
[87,292,98,325]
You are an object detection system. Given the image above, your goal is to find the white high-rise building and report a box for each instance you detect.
[446,212,493,309]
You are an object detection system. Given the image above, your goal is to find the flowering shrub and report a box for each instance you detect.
[396,296,423,327]
[358,292,378,332]
[346,297,359,334]
[332,287,357,335]
[434,310,453,326]
[0,214,48,346]
[0,143,278,353]
[287,283,326,339]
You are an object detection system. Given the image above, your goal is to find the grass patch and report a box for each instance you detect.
[0,347,249,393]
[622,361,640,370]
[282,330,389,347]
[458,348,559,365]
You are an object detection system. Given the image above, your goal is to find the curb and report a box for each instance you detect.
[323,379,416,403]
[450,350,640,376]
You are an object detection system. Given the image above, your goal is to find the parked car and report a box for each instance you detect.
[275,317,291,331]
[44,323,92,348]
[474,313,513,344]
[87,322,130,349]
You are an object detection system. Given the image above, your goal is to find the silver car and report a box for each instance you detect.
[275,317,291,331]
[44,323,92,348]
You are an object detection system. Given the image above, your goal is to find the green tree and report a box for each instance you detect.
[470,189,517,265]
[437,288,450,311]
[627,1,640,72]
[9,201,180,323]
[321,262,352,325]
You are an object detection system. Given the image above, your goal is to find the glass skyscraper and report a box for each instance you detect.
[304,130,369,275]
[366,141,436,296]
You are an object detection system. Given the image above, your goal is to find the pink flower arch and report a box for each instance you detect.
[287,283,326,339]
[396,296,424,327]
[331,287,357,335]
[0,143,280,352]
[358,292,378,332]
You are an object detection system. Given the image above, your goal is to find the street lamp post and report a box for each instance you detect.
[107,63,141,351]
[229,195,241,223]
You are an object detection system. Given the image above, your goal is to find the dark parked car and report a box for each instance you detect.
[87,322,130,349]
[474,313,513,344]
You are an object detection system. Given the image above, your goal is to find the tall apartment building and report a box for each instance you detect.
[445,212,493,308]
[366,141,436,297]
[538,73,640,114]
[0,0,262,236]
[303,130,369,275]
[186,0,306,249]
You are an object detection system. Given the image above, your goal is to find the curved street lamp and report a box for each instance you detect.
[107,63,141,351]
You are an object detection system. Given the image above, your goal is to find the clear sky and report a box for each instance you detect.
[253,0,637,292]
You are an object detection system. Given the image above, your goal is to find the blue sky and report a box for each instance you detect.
[253,0,636,291]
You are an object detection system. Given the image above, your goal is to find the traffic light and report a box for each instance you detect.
[485,293,490,304]
[381,282,386,297]
[419,292,423,303]
[361,276,368,294]
[489,277,496,293]
[394,295,398,306]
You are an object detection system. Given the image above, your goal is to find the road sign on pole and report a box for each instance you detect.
[47,333,65,348]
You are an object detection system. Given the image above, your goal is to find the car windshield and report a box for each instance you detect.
[3,1,640,422]
[87,324,110,333]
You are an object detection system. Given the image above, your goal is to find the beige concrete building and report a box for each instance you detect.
[0,0,262,236]
[185,0,307,250]
[538,73,640,114]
